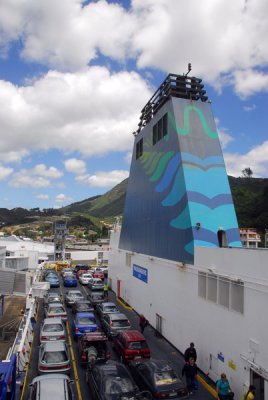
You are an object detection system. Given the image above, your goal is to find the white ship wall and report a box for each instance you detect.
[109,233,268,400]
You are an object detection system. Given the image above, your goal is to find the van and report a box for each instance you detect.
[88,290,104,306]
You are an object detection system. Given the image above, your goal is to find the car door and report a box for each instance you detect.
[90,368,102,399]
[102,315,109,334]
[134,363,150,390]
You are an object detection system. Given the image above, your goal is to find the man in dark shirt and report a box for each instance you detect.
[184,342,197,362]
[182,358,198,394]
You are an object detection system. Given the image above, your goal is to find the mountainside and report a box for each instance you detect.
[1,176,268,234]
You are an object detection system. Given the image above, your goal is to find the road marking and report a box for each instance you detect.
[66,321,83,400]
[196,374,218,398]
[116,296,133,310]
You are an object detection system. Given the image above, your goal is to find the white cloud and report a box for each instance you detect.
[36,194,49,200]
[64,158,86,174]
[124,151,133,164]
[76,169,129,188]
[0,164,13,180]
[224,140,268,177]
[0,149,29,164]
[55,193,72,203]
[0,67,149,158]
[243,104,256,112]
[9,164,62,188]
[0,0,268,95]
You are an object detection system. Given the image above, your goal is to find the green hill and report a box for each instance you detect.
[1,176,268,236]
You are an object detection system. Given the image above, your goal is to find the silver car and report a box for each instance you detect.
[40,318,66,343]
[29,374,74,400]
[44,292,63,308]
[38,341,71,375]
[96,302,120,320]
[88,278,104,291]
[44,303,67,322]
[65,290,84,307]
[102,312,131,337]
[79,273,93,285]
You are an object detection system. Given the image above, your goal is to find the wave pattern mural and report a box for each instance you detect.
[119,98,241,264]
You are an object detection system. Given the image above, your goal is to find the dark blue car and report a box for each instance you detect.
[74,312,99,339]
[63,274,78,287]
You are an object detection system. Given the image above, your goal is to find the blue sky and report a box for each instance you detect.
[0,0,267,210]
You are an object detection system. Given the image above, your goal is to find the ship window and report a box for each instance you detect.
[136,138,143,159]
[218,277,230,308]
[65,252,71,260]
[231,281,244,313]
[198,272,206,298]
[152,113,168,145]
[198,271,244,314]
[207,274,217,303]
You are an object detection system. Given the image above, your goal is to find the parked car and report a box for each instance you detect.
[28,374,74,400]
[45,274,60,288]
[92,270,105,280]
[44,292,63,307]
[96,302,120,320]
[44,303,67,322]
[38,341,71,375]
[40,317,66,343]
[88,290,105,306]
[78,332,110,366]
[63,274,78,287]
[102,313,131,338]
[113,330,150,364]
[72,299,94,314]
[65,290,84,307]
[128,359,189,399]
[77,269,91,279]
[79,273,93,285]
[73,312,99,339]
[62,268,74,278]
[88,278,104,291]
[86,360,139,400]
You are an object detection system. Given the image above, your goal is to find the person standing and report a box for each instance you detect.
[182,358,198,394]
[139,314,148,333]
[104,282,109,298]
[243,385,256,400]
[184,342,197,362]
[216,373,234,400]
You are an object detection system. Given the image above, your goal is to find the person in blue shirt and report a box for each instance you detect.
[216,373,234,400]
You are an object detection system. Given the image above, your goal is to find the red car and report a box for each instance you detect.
[113,330,150,363]
[92,270,104,280]
[77,332,110,366]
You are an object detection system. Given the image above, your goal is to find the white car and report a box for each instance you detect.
[40,318,66,343]
[79,273,93,285]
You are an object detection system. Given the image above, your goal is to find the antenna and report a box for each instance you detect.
[185,63,192,76]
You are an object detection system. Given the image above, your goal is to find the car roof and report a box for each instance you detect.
[118,330,146,341]
[43,317,63,324]
[133,359,173,371]
[42,341,66,350]
[48,302,64,307]
[95,360,130,377]
[109,313,128,320]
[102,302,116,307]
[32,373,70,384]
[76,312,95,318]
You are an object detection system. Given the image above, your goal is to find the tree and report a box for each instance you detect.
[242,167,253,178]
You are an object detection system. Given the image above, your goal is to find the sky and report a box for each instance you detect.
[0,0,268,210]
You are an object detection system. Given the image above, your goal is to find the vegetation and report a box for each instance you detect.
[1,176,268,239]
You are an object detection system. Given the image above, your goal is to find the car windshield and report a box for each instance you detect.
[128,341,147,350]
[78,317,96,325]
[104,378,135,394]
[43,324,63,332]
[48,297,61,303]
[112,320,128,327]
[43,350,68,363]
[92,294,103,300]
[104,306,117,312]
[69,292,82,297]
[154,370,179,386]
[50,307,65,314]
[77,304,90,311]
[82,274,92,278]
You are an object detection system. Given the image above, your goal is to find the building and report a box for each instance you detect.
[109,73,268,400]
[240,228,261,248]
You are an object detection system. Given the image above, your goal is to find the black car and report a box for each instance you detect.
[86,360,139,400]
[72,299,94,314]
[128,359,189,399]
